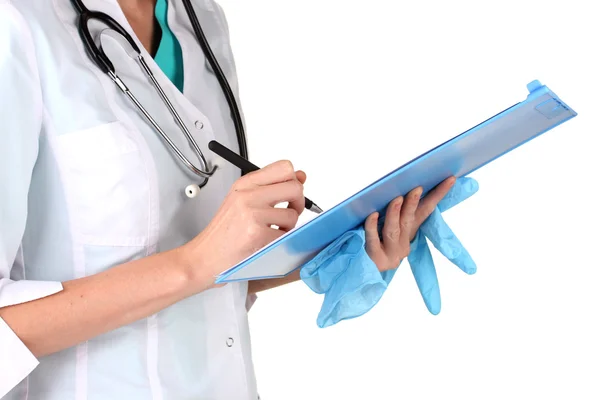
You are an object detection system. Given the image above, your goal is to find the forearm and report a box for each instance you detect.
[0,247,202,358]
[248,269,301,294]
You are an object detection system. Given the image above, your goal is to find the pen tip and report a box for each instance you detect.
[312,204,324,214]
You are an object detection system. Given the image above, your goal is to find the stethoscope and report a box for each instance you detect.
[70,0,248,198]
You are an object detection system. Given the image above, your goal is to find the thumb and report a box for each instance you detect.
[364,212,386,269]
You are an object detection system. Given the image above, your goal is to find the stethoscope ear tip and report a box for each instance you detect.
[185,184,200,198]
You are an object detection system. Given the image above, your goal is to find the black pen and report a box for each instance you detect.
[208,140,323,214]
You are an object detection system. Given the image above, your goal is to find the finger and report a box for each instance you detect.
[295,170,307,184]
[252,180,304,210]
[257,207,300,232]
[286,176,306,216]
[415,177,456,224]
[285,171,308,214]
[237,160,297,188]
[398,187,422,243]
[249,226,286,254]
[407,230,442,315]
[421,208,476,275]
[364,212,384,257]
[382,196,404,252]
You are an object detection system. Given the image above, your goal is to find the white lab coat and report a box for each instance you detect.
[0,0,260,398]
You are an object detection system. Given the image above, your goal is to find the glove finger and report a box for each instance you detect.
[408,230,441,315]
[421,209,477,275]
[438,177,479,212]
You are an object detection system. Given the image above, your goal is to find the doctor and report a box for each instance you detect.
[0,0,455,398]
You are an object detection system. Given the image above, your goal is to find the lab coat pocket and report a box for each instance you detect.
[56,122,150,247]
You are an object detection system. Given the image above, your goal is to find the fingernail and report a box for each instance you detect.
[415,187,423,197]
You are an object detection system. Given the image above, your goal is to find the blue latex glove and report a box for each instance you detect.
[300,176,479,327]
[407,176,479,315]
[301,228,395,328]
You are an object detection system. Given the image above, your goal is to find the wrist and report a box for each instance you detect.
[176,238,220,294]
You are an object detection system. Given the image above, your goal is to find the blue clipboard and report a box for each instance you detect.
[216,80,577,283]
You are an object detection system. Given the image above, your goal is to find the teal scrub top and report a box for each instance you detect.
[154,0,184,92]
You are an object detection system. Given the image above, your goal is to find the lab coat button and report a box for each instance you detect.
[226,337,234,347]
[195,120,204,130]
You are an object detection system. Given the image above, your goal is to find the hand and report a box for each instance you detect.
[183,160,307,291]
[364,177,457,272]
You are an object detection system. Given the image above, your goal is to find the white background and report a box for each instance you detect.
[216,1,600,399]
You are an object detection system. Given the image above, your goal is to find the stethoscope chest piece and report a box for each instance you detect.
[185,184,200,198]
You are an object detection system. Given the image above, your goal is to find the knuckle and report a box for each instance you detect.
[401,216,414,229]
[245,222,262,241]
[384,228,400,241]
[278,160,295,176]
